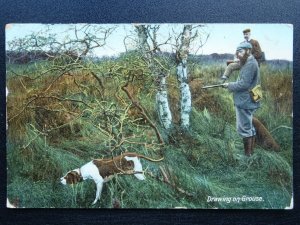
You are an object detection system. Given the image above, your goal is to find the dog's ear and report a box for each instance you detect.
[76,173,83,183]
[66,171,81,184]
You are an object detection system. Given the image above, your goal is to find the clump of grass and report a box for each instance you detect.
[188,108,241,166]
[260,64,292,115]
[242,149,292,187]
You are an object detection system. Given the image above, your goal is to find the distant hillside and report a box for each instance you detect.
[190,53,292,70]
[189,53,234,64]
[6,50,79,64]
[266,59,292,70]
[6,50,292,69]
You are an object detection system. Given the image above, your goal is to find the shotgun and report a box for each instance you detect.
[202,84,225,89]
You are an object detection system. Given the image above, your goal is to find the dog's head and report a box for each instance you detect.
[60,169,82,185]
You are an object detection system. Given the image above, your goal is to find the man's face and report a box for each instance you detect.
[236,49,246,60]
[236,49,249,65]
[244,32,251,41]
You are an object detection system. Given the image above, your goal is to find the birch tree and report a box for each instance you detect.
[134,25,172,130]
[176,25,192,129]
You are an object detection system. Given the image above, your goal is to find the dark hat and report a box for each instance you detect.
[243,28,251,33]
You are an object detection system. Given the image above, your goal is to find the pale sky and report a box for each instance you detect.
[5,23,293,61]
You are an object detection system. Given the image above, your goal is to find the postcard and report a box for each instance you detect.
[5,23,293,209]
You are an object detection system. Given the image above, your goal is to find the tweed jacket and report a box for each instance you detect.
[227,55,261,109]
[249,39,262,61]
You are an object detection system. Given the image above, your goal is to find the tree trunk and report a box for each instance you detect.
[135,25,151,57]
[135,25,173,130]
[156,75,172,129]
[177,25,192,129]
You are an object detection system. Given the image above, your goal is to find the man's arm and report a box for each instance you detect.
[227,62,256,92]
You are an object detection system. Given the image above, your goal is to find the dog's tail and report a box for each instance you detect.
[137,154,164,162]
[122,152,164,162]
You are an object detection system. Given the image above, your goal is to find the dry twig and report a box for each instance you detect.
[121,76,164,144]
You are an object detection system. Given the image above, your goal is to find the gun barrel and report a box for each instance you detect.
[202,84,223,89]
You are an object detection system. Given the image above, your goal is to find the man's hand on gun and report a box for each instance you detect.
[222,83,228,88]
[202,71,230,89]
[220,75,228,83]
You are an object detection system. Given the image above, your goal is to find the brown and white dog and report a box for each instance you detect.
[60,152,163,205]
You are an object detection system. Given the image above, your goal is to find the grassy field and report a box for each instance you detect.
[6,54,293,209]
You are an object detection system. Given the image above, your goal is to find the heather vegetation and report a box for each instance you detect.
[6,54,292,208]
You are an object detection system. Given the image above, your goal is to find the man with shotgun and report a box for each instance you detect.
[203,42,261,156]
[225,42,261,156]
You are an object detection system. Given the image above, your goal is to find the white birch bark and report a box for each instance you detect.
[177,25,192,129]
[135,25,172,130]
[156,76,172,129]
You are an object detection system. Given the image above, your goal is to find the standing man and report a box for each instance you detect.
[221,28,263,81]
[222,42,261,156]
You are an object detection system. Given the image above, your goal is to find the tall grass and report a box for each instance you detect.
[6,57,292,208]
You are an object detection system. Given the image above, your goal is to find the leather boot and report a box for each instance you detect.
[243,137,252,157]
[251,135,256,154]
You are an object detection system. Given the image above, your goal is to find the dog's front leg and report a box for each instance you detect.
[92,180,103,205]
[87,163,105,205]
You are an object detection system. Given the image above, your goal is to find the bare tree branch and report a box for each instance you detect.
[121,75,165,144]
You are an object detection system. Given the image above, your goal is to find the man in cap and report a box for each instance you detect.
[243,28,263,63]
[221,28,263,81]
[222,42,261,156]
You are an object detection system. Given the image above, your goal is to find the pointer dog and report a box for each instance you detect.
[60,152,163,205]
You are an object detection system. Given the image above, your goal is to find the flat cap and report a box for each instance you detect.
[243,28,251,33]
[236,42,252,51]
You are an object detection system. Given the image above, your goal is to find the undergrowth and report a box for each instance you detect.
[6,57,292,209]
